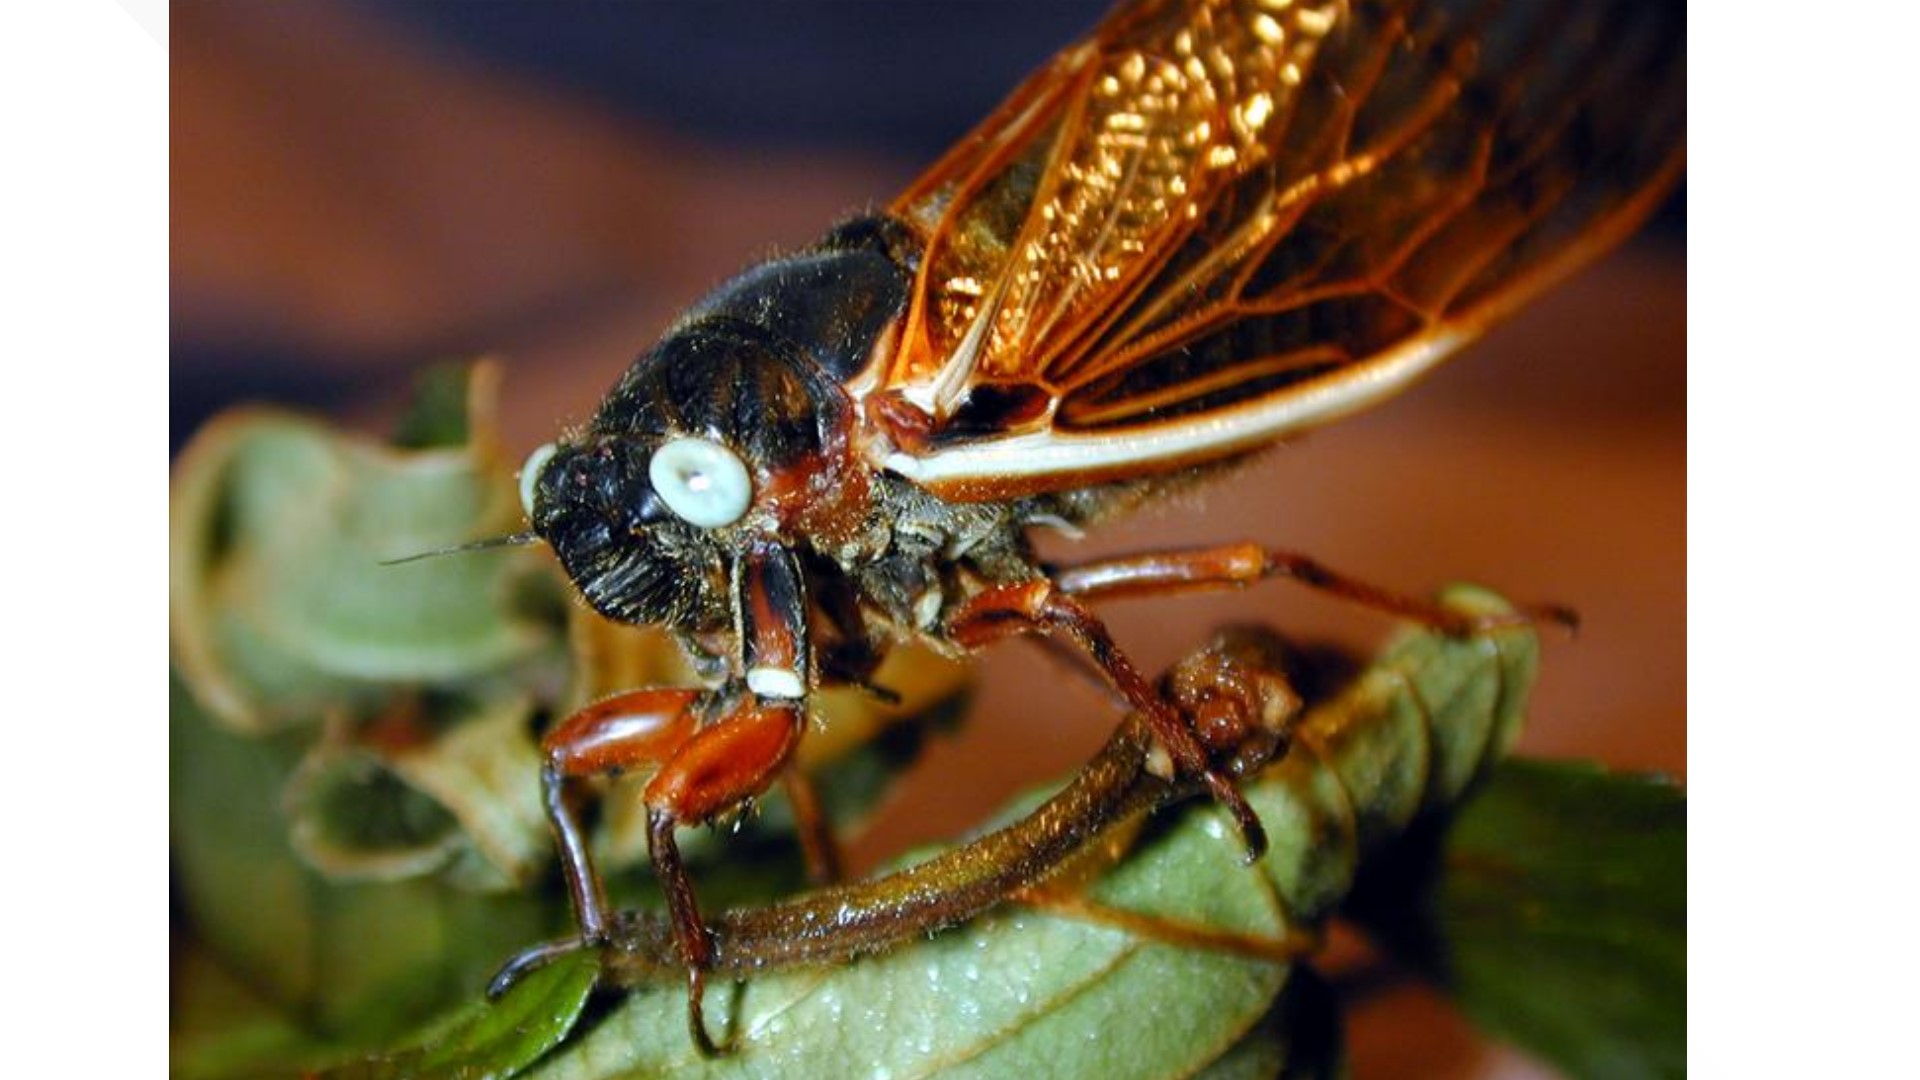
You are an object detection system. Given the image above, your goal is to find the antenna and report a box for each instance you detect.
[380,531,539,566]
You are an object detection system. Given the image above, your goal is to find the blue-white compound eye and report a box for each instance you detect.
[649,436,753,528]
[518,442,559,520]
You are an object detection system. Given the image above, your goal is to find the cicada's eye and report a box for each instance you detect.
[649,436,753,528]
[518,441,559,520]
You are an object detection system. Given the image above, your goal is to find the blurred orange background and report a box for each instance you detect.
[172,3,1683,1076]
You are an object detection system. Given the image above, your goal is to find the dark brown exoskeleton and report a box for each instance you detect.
[493,0,1682,1053]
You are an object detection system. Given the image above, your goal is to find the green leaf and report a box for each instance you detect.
[525,808,1295,1080]
[1251,583,1540,925]
[1193,966,1344,1080]
[170,404,564,735]
[171,674,562,1044]
[317,950,601,1080]
[1349,759,1686,1080]
[283,692,549,890]
[495,598,1539,1079]
[171,371,577,890]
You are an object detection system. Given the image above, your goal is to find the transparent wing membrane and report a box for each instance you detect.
[874,0,1683,497]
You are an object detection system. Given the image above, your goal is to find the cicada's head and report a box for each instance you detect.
[519,433,732,631]
[519,319,863,632]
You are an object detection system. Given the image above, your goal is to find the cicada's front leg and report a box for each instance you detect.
[486,684,707,998]
[540,686,704,944]
[495,540,816,1055]
[505,682,805,1054]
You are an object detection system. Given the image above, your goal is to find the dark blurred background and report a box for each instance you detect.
[172,3,1684,1076]
[172,0,1125,443]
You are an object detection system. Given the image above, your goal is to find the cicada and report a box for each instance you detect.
[499,0,1682,1050]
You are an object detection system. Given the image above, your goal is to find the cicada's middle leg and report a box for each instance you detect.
[638,696,806,1055]
[495,540,821,1055]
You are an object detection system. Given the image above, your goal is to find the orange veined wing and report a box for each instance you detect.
[857,0,1683,500]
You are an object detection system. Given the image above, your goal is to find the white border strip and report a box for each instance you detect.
[882,325,1472,487]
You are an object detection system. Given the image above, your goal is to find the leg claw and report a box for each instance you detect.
[487,934,589,999]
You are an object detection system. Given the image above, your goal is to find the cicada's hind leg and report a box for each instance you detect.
[776,558,895,887]
[1023,625,1306,946]
[947,580,1271,862]
[1050,542,1579,634]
